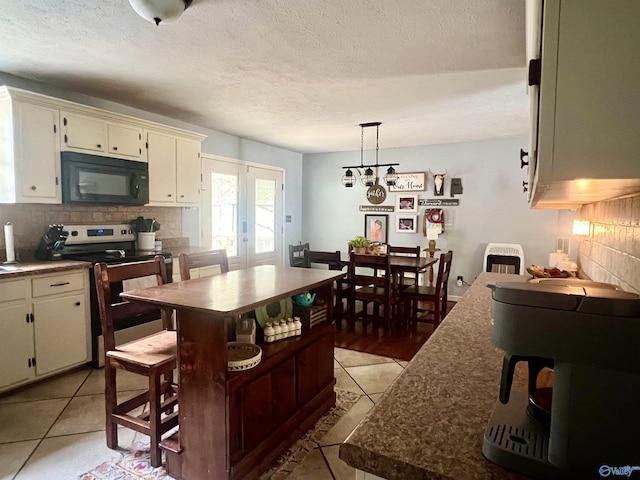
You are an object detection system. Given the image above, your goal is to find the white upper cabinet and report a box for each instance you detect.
[176,138,201,204]
[107,123,144,160]
[147,131,177,203]
[61,111,107,153]
[147,132,202,206]
[0,86,205,204]
[62,113,145,161]
[528,0,640,208]
[0,90,61,204]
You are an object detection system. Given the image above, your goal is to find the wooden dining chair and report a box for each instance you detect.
[349,252,402,331]
[308,250,350,322]
[94,256,178,467]
[388,245,422,288]
[401,250,453,328]
[288,243,310,268]
[179,249,229,280]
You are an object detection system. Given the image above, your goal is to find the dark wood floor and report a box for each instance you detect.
[334,301,456,361]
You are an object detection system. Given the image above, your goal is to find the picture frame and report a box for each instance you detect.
[395,194,418,213]
[364,214,389,243]
[388,172,426,192]
[396,215,417,233]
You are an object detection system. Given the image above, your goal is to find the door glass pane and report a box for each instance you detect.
[255,178,275,254]
[79,171,129,195]
[211,172,238,256]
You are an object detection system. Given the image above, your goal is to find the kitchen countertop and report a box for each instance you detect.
[0,260,91,279]
[339,272,530,480]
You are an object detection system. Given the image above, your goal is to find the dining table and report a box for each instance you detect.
[338,251,438,283]
[120,264,346,480]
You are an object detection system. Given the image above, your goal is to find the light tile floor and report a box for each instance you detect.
[0,348,407,480]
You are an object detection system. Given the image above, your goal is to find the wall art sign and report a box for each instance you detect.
[419,198,460,206]
[366,184,387,204]
[359,205,395,212]
[388,172,426,192]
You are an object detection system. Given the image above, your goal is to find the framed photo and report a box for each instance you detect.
[395,194,418,213]
[396,215,417,233]
[389,172,426,192]
[364,214,389,243]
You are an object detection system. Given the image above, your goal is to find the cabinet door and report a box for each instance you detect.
[62,112,107,153]
[14,102,60,202]
[176,138,201,204]
[298,331,334,405]
[108,123,144,159]
[147,131,177,203]
[0,302,34,389]
[33,293,88,376]
[229,357,296,455]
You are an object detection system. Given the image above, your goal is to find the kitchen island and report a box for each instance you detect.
[339,272,530,479]
[121,265,345,480]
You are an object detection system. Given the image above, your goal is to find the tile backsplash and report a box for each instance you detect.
[0,204,185,262]
[578,193,640,294]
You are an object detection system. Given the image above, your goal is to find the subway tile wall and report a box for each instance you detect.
[0,204,185,262]
[578,193,640,294]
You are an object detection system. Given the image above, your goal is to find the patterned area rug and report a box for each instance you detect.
[79,388,361,480]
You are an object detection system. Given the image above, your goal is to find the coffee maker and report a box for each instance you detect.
[483,279,640,479]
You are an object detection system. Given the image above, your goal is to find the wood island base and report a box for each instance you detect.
[161,321,336,480]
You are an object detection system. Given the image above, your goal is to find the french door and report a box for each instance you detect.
[201,155,284,270]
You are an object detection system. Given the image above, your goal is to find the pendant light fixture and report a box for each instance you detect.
[341,122,399,188]
[129,0,193,26]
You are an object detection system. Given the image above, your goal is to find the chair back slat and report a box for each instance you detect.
[179,249,229,280]
[349,253,393,288]
[434,250,454,303]
[388,245,421,257]
[288,243,310,267]
[94,255,172,353]
[308,250,343,270]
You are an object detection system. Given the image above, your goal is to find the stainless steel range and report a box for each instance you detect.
[58,224,173,366]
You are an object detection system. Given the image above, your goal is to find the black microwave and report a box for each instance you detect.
[61,152,149,205]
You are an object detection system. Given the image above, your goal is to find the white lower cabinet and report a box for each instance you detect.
[0,269,91,393]
[33,293,88,376]
[0,279,33,389]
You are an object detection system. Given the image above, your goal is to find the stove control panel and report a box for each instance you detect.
[64,224,135,244]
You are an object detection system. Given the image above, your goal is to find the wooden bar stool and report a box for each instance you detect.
[178,249,229,280]
[94,255,178,467]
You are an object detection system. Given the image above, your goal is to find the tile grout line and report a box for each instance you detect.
[9,368,93,480]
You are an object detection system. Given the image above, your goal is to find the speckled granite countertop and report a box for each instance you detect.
[0,260,91,279]
[339,272,531,480]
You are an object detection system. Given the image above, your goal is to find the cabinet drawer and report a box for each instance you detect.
[32,272,85,297]
[0,279,29,302]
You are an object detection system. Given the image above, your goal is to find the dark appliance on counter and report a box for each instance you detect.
[34,224,69,260]
[61,151,149,206]
[58,224,172,366]
[483,280,640,479]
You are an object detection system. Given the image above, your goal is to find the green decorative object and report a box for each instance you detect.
[348,235,370,249]
[254,298,294,330]
[130,216,160,233]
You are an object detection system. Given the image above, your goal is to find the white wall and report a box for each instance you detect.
[0,73,303,249]
[302,137,573,296]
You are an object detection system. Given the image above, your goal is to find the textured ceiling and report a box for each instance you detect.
[0,0,527,153]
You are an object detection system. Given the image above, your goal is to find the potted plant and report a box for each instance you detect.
[348,235,370,254]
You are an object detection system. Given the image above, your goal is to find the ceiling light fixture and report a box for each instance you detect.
[341,122,399,188]
[129,0,193,26]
